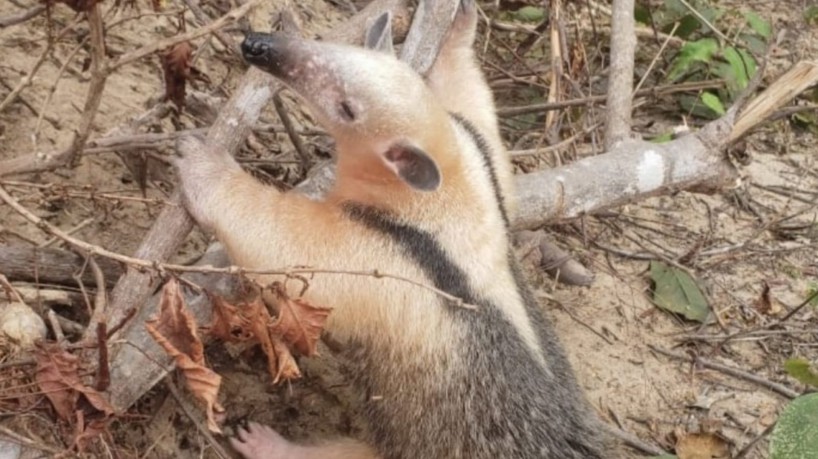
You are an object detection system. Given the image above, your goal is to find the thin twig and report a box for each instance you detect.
[0,15,83,114]
[106,0,260,73]
[0,4,46,28]
[71,1,108,155]
[734,422,776,459]
[497,80,725,116]
[33,36,89,142]
[164,379,230,458]
[649,345,800,399]
[273,92,312,172]
[82,257,108,345]
[603,423,668,456]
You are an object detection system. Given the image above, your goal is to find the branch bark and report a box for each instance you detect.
[0,244,122,288]
[604,0,637,148]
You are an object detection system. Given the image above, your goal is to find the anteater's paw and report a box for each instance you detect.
[230,422,296,459]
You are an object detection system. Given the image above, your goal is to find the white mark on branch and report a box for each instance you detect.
[636,150,664,192]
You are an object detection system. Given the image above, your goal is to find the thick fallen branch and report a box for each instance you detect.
[0,245,122,288]
[515,61,818,227]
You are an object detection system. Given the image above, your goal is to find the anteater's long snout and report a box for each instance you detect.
[241,32,294,76]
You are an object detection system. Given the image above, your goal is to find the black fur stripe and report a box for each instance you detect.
[449,113,509,228]
[342,203,477,305]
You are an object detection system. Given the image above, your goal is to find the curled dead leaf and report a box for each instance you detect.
[34,342,115,422]
[146,278,224,433]
[754,281,782,316]
[206,285,332,384]
[269,283,332,357]
[208,293,255,343]
[161,42,193,110]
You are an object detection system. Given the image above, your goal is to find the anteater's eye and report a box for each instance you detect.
[339,101,356,121]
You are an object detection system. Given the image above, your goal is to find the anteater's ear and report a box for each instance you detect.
[364,12,395,55]
[380,143,441,191]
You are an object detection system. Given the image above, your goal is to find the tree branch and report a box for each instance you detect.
[604,0,637,148]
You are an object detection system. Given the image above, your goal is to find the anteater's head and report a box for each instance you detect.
[241,31,453,193]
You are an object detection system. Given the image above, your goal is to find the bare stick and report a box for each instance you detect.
[0,4,45,28]
[649,345,800,399]
[106,0,260,73]
[81,257,109,345]
[182,0,237,55]
[0,244,122,287]
[604,0,637,148]
[497,79,725,116]
[0,16,82,114]
[70,1,107,154]
[731,61,818,142]
[33,36,89,142]
[603,424,668,456]
[273,92,313,171]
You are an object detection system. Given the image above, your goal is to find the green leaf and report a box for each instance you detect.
[663,14,701,39]
[723,47,751,90]
[635,3,651,25]
[784,358,818,387]
[740,33,767,56]
[512,6,545,23]
[668,38,719,81]
[650,261,710,322]
[806,6,818,25]
[770,393,818,459]
[743,10,772,39]
[650,132,675,143]
[700,92,726,115]
[678,94,720,119]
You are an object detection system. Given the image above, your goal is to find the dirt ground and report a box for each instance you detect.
[0,0,816,458]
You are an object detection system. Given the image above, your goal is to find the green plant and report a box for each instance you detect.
[770,393,818,459]
[636,0,771,119]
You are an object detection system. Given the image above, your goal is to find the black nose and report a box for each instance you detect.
[241,32,273,59]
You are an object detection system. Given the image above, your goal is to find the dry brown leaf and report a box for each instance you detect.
[208,293,254,343]
[146,279,223,433]
[161,42,193,110]
[207,291,314,383]
[754,281,783,316]
[269,284,332,357]
[34,342,115,422]
[676,432,730,459]
[237,296,302,383]
[205,287,332,384]
[271,334,301,382]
